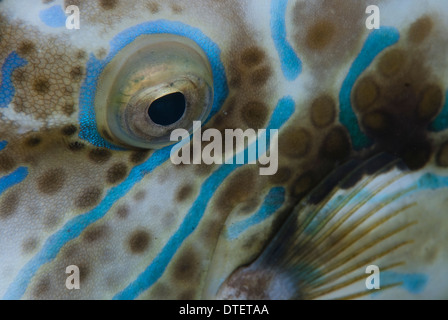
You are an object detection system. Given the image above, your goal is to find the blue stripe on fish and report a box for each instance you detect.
[417,172,448,190]
[379,271,428,295]
[0,52,28,108]
[113,96,296,300]
[39,5,66,28]
[339,27,400,150]
[0,140,7,151]
[0,167,28,196]
[270,0,302,81]
[78,20,228,149]
[227,187,285,240]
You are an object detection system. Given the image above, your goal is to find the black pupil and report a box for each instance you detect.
[148,92,186,126]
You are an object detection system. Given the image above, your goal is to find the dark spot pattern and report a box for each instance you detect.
[37,168,66,195]
[83,225,109,243]
[0,192,19,219]
[98,0,118,10]
[106,162,128,184]
[61,124,77,136]
[75,187,102,209]
[88,148,112,164]
[32,78,50,95]
[68,141,85,151]
[176,185,193,202]
[25,136,41,147]
[128,229,151,254]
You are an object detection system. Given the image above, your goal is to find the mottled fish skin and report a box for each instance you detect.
[0,0,447,300]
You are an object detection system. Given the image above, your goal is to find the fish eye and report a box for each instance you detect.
[95,34,214,149]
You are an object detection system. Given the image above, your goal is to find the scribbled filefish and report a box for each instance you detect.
[0,0,447,300]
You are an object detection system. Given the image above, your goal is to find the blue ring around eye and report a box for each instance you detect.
[78,20,228,149]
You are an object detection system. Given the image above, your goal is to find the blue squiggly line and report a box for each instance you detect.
[39,5,66,28]
[227,187,285,240]
[0,52,28,108]
[113,96,296,300]
[270,0,302,81]
[0,167,28,196]
[339,27,400,150]
[0,140,7,151]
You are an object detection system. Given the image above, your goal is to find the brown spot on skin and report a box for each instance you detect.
[240,101,268,128]
[83,225,109,243]
[250,66,271,86]
[116,205,129,219]
[68,141,85,151]
[32,277,51,298]
[17,41,35,56]
[63,102,75,116]
[176,185,193,202]
[377,49,406,78]
[279,127,311,158]
[408,16,433,44]
[173,247,199,281]
[128,229,151,254]
[32,77,51,94]
[0,192,19,219]
[417,84,443,121]
[229,74,242,89]
[69,66,83,81]
[61,124,77,136]
[22,238,38,254]
[78,263,91,283]
[130,150,150,164]
[436,142,448,167]
[310,95,336,128]
[216,169,257,213]
[106,162,128,184]
[98,0,118,10]
[75,187,102,209]
[305,20,335,51]
[25,136,41,147]
[362,111,394,137]
[171,4,182,14]
[146,2,160,13]
[0,153,16,172]
[240,47,265,68]
[320,126,351,161]
[37,168,66,195]
[134,190,146,201]
[353,77,379,112]
[88,148,112,164]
